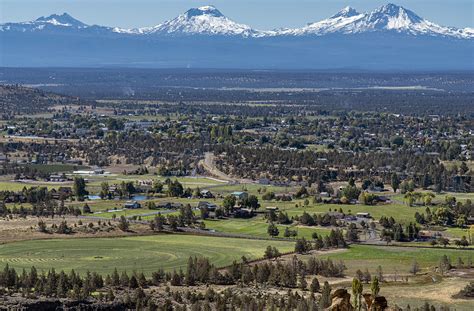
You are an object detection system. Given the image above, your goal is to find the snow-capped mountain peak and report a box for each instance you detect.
[365,3,423,30]
[331,6,360,19]
[275,3,472,39]
[277,5,365,36]
[0,12,89,32]
[353,3,470,37]
[35,13,87,27]
[1,3,472,39]
[185,6,224,18]
[137,5,258,36]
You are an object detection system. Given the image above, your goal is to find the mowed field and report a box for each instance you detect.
[316,244,474,275]
[0,234,295,275]
[204,218,332,239]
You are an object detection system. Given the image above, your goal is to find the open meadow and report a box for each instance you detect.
[0,234,295,275]
[204,217,331,239]
[315,244,473,275]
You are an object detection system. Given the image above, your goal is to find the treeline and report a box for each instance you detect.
[379,216,420,243]
[0,254,345,294]
[213,144,470,193]
[414,199,473,229]
[149,205,199,231]
[0,163,51,179]
[0,252,346,310]
[296,211,344,227]
[0,201,82,218]
[0,187,69,204]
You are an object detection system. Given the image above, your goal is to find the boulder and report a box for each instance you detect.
[326,288,354,311]
[362,294,390,311]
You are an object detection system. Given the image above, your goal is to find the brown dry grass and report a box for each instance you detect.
[0,216,152,244]
[381,276,473,307]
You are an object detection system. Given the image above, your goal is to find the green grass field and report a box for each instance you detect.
[444,227,474,239]
[0,234,295,275]
[316,244,473,275]
[0,181,56,192]
[204,218,331,240]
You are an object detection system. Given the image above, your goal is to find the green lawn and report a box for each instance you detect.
[316,244,473,275]
[444,227,474,239]
[0,235,295,276]
[204,218,331,240]
[0,181,56,192]
[91,208,181,220]
[93,208,151,218]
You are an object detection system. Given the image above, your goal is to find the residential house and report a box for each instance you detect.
[124,201,141,209]
[231,191,248,200]
[200,190,215,199]
[356,212,371,219]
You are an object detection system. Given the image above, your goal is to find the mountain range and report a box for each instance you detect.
[1,3,473,69]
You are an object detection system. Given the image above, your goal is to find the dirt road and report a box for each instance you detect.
[200,152,253,184]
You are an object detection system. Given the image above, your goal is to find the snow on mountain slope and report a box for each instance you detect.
[35,13,87,27]
[277,3,473,39]
[461,27,474,36]
[127,6,260,37]
[1,4,472,39]
[0,13,88,32]
[276,6,365,36]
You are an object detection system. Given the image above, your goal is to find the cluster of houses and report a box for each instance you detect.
[1,186,73,203]
[124,200,186,210]
[123,201,141,209]
[326,211,372,222]
[196,191,254,218]
[0,152,84,166]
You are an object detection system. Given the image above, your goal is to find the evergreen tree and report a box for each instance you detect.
[319,281,331,308]
[267,222,279,237]
[371,276,380,298]
[352,278,363,311]
[310,277,320,293]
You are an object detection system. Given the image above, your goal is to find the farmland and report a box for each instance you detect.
[0,234,295,275]
[316,244,473,274]
[204,218,332,239]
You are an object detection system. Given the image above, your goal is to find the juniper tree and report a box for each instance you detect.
[371,276,380,298]
[310,277,320,293]
[319,281,332,308]
[352,278,363,311]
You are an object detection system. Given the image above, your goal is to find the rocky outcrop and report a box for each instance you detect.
[325,291,395,311]
[326,288,354,311]
[372,296,388,311]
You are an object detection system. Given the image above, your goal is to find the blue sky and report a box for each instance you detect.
[1,0,473,29]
